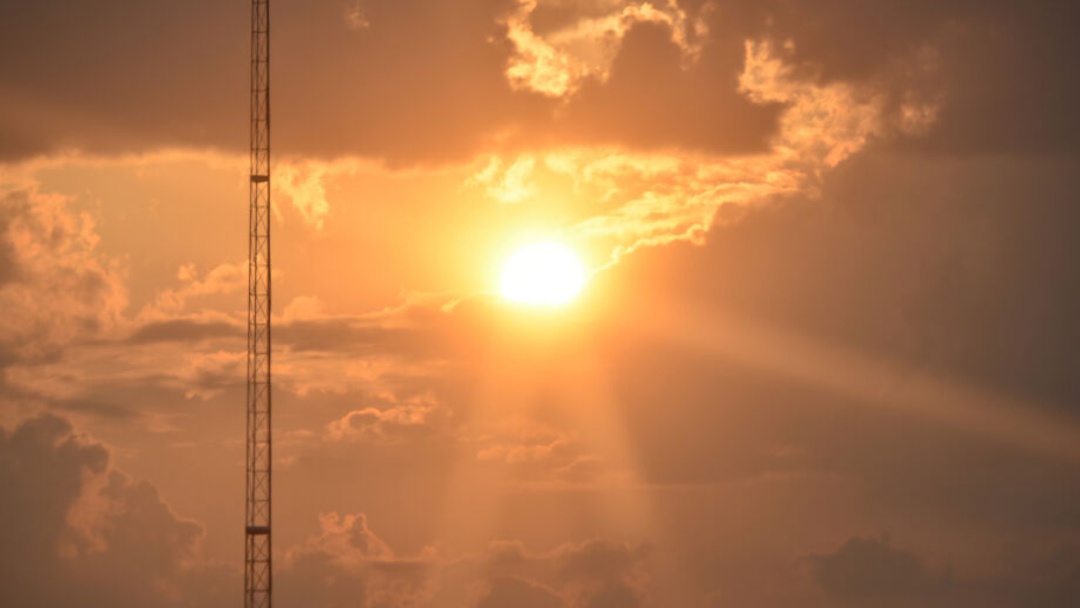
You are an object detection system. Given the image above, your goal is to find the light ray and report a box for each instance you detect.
[648,304,1080,462]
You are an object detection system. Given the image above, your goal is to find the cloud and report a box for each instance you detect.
[345,1,372,31]
[273,511,657,608]
[509,539,651,608]
[373,537,653,608]
[280,512,437,608]
[0,410,653,607]
[0,0,532,165]
[276,318,433,358]
[274,159,351,230]
[473,419,609,486]
[326,394,447,444]
[3,9,1079,606]
[3,1,1077,165]
[996,543,1080,607]
[0,188,126,367]
[477,577,564,608]
[579,580,643,608]
[470,155,539,204]
[808,535,1080,607]
[52,396,138,421]
[0,413,213,607]
[126,319,242,344]
[809,536,949,600]
[502,0,700,99]
[754,2,1080,155]
[556,538,649,584]
[460,27,934,265]
[477,436,572,465]
[143,261,245,318]
[178,350,245,400]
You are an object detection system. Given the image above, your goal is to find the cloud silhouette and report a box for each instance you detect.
[0,414,209,607]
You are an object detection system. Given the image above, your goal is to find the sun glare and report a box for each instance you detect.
[499,241,587,306]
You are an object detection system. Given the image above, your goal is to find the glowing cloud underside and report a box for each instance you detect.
[500,242,587,306]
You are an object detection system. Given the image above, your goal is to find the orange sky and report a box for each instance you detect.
[3,1,1080,607]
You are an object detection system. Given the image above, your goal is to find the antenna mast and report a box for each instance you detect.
[244,0,272,605]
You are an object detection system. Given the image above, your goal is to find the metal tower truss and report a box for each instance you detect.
[244,0,272,606]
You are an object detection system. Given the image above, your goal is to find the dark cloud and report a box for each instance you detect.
[713,1,1080,155]
[274,293,580,363]
[809,536,1080,607]
[0,0,545,165]
[557,540,650,608]
[995,543,1080,608]
[0,1,767,163]
[273,294,498,357]
[919,6,1080,156]
[276,318,432,356]
[0,1,247,160]
[0,413,209,607]
[3,0,1078,163]
[469,539,650,608]
[477,577,564,608]
[53,396,137,420]
[573,150,1080,605]
[0,212,16,287]
[809,536,949,600]
[126,319,242,344]
[610,151,1080,414]
[556,539,649,584]
[276,0,549,165]
[581,580,643,608]
[0,405,657,608]
[536,17,782,154]
[3,5,1080,607]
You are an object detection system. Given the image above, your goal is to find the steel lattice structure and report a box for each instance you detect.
[244,0,272,606]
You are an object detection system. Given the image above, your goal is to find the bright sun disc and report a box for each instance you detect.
[500,241,587,306]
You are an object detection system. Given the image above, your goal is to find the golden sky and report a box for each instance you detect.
[2,1,1080,607]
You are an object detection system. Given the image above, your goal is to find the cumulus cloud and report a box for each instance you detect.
[0,410,653,607]
[280,512,436,608]
[327,393,447,444]
[0,188,126,367]
[482,539,652,608]
[143,260,245,318]
[275,512,656,608]
[0,413,216,607]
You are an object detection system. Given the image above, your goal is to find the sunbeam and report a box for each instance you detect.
[647,303,1080,462]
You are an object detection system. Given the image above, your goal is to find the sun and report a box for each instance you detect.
[499,241,587,306]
